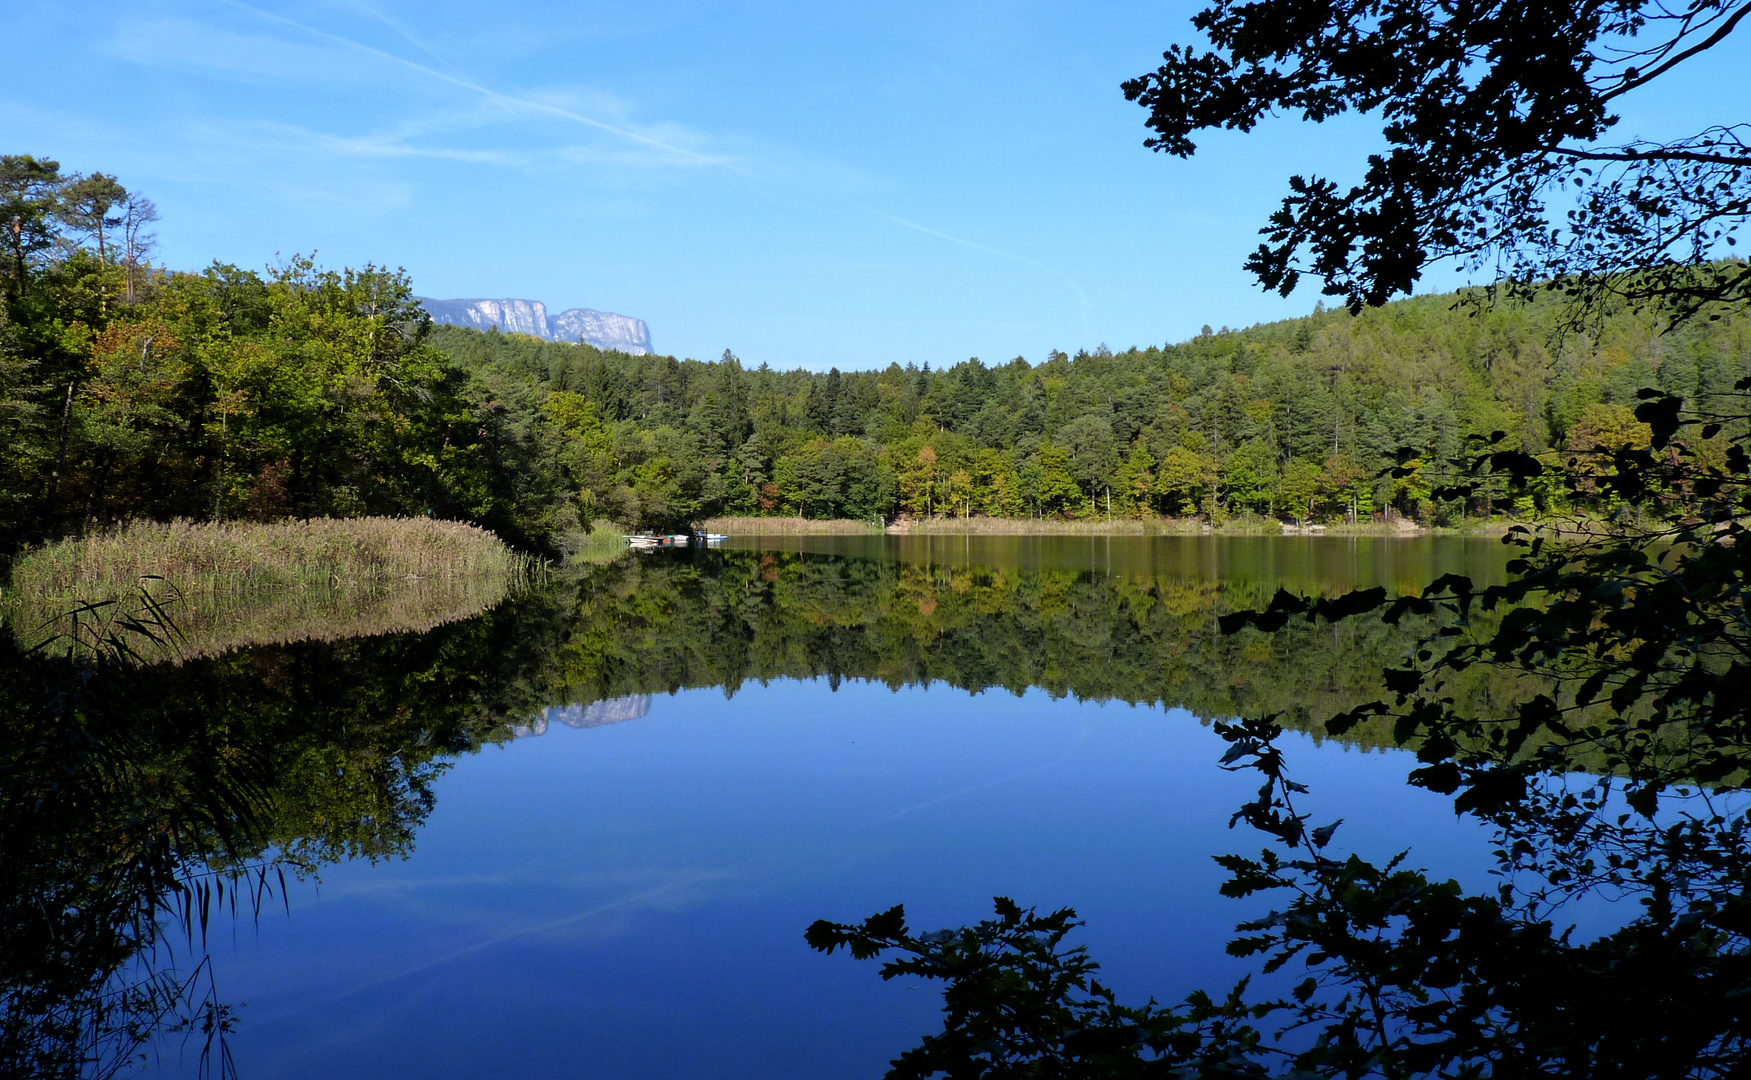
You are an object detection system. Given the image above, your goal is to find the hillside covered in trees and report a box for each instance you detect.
[432,285,1749,530]
[4,154,1747,550]
[0,156,583,553]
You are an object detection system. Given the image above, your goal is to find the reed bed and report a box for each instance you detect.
[5,517,535,661]
[9,516,532,603]
[700,516,884,536]
[569,523,631,564]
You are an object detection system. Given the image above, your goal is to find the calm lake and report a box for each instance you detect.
[22,535,1527,1078]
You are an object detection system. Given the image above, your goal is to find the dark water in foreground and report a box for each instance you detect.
[11,536,1523,1078]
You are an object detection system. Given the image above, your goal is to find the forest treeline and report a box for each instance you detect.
[0,156,581,553]
[440,293,1748,531]
[6,155,1749,550]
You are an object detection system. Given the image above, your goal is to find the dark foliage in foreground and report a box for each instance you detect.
[1125,0,1751,319]
[808,899,1267,1080]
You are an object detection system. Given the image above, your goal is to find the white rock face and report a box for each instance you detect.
[418,296,652,355]
[551,308,651,354]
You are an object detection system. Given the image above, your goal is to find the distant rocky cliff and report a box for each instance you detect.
[418,297,652,355]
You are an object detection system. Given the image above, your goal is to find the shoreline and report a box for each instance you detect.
[698,515,1514,539]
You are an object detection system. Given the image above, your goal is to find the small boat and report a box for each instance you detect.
[702,533,728,544]
[627,534,659,549]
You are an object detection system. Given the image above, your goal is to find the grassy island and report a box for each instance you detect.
[5,517,534,660]
[9,517,529,602]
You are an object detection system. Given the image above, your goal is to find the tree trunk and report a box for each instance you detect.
[7,218,22,298]
[43,381,75,524]
[83,450,114,532]
[212,408,227,521]
[95,221,107,316]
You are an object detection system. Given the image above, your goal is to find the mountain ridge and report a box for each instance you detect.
[417,297,652,355]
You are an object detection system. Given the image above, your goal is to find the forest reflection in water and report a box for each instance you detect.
[2,536,1566,1077]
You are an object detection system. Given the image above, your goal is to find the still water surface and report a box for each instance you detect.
[147,536,1512,1078]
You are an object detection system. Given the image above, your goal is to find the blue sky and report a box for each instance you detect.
[8,1,1747,369]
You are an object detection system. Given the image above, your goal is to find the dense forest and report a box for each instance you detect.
[436,295,1748,531]
[0,156,581,554]
[5,154,1749,551]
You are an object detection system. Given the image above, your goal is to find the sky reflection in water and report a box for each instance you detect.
[179,675,1496,1079]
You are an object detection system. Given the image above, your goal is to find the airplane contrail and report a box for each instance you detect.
[349,0,462,78]
[879,212,1093,334]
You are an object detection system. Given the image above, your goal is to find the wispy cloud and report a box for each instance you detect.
[257,123,524,166]
[245,867,736,1028]
[106,2,899,195]
[102,16,375,86]
[215,0,746,172]
[99,5,740,174]
[81,0,1093,356]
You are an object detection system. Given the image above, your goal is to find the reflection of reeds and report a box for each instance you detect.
[14,577,516,663]
[7,517,532,662]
